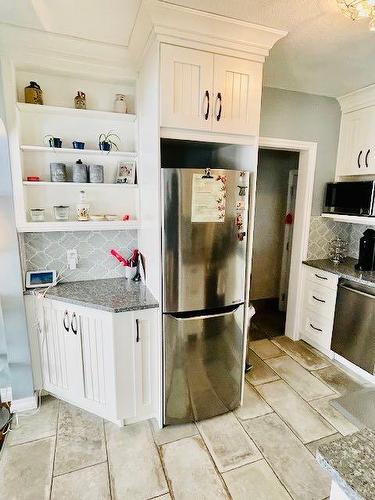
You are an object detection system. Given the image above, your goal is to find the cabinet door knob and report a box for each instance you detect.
[204,90,210,120]
[63,310,70,332]
[358,150,363,168]
[70,312,78,335]
[136,318,140,342]
[365,149,370,168]
[216,92,222,121]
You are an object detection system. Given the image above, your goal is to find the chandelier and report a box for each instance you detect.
[337,0,375,30]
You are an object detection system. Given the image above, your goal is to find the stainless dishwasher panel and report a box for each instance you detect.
[164,304,244,425]
[331,280,375,374]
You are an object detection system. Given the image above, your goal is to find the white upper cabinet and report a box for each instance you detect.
[160,44,214,131]
[336,107,373,176]
[212,55,262,135]
[160,44,262,136]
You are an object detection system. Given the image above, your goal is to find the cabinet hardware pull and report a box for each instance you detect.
[314,273,328,280]
[204,90,210,120]
[310,323,323,332]
[136,318,140,342]
[365,149,370,168]
[71,312,78,335]
[63,310,70,332]
[358,150,363,168]
[216,92,222,121]
[312,295,326,303]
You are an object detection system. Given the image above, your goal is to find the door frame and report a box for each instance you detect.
[257,136,317,341]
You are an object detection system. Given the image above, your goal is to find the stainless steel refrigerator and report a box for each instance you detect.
[162,167,249,424]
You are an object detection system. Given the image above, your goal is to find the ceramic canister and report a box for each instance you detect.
[89,164,104,183]
[50,163,67,182]
[73,160,88,183]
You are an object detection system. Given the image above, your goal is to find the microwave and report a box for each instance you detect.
[323,181,375,217]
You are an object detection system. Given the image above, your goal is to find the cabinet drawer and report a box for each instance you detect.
[304,266,338,291]
[301,310,333,350]
[304,281,337,320]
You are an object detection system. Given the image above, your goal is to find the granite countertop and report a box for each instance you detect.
[303,257,375,288]
[27,278,159,313]
[317,428,375,500]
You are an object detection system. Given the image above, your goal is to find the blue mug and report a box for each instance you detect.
[72,141,85,149]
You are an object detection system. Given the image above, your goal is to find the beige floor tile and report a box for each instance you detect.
[7,396,59,446]
[106,421,168,500]
[161,435,229,499]
[243,413,331,500]
[309,396,361,436]
[245,350,279,386]
[234,382,272,421]
[312,365,364,395]
[257,380,336,444]
[151,418,198,445]
[305,433,342,456]
[266,355,335,401]
[248,339,283,360]
[0,437,54,499]
[54,403,106,476]
[51,462,110,500]
[271,336,330,370]
[223,459,292,500]
[197,412,262,472]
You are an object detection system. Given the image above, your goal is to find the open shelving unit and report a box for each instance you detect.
[8,68,140,232]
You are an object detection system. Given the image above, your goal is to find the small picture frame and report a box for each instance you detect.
[115,160,136,184]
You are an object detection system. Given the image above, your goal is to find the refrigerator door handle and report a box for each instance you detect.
[167,306,241,322]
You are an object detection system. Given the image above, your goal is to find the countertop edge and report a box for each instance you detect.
[303,258,375,289]
[316,450,362,500]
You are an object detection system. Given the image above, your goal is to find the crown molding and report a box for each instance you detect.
[0,23,136,83]
[129,0,287,64]
[338,84,375,113]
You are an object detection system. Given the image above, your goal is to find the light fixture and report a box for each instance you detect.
[337,0,375,30]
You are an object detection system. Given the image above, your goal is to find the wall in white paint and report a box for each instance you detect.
[260,87,341,216]
[251,148,299,300]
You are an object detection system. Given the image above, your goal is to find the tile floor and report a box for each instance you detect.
[0,337,368,500]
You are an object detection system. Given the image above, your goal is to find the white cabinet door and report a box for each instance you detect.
[160,44,214,131]
[336,108,369,176]
[77,306,116,417]
[212,55,262,135]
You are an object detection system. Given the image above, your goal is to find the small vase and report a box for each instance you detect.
[114,94,127,113]
[99,141,111,151]
[74,91,86,110]
[25,81,43,105]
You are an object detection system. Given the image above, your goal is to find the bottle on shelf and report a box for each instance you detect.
[76,190,90,221]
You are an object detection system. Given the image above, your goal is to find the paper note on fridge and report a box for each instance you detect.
[191,174,226,222]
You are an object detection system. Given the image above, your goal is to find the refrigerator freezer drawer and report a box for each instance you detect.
[164,304,244,425]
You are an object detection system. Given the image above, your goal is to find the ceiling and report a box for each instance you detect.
[1,0,375,97]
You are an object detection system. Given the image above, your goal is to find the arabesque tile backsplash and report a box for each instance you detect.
[22,230,137,282]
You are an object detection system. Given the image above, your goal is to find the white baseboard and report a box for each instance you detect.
[333,353,375,385]
[11,394,38,413]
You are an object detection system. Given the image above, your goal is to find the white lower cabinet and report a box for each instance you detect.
[300,265,338,354]
[27,296,159,425]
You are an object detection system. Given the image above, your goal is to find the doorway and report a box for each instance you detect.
[249,148,299,340]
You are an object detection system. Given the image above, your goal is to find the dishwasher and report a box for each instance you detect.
[331,279,375,374]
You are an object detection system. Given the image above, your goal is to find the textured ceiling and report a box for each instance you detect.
[0,0,141,47]
[164,0,375,97]
[1,0,374,96]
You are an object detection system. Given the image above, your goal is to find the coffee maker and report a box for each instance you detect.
[355,229,375,271]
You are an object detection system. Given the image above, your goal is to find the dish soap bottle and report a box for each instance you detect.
[76,190,90,221]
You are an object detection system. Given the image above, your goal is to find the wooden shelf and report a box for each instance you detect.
[17,102,136,122]
[23,181,138,188]
[20,145,137,157]
[321,213,375,225]
[17,220,140,233]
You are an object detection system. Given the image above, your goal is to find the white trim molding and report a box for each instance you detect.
[11,394,38,413]
[338,83,375,113]
[259,136,318,341]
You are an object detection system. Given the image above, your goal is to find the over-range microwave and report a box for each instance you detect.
[323,181,375,217]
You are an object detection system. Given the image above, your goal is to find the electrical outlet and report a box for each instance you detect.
[0,386,12,403]
[67,249,78,270]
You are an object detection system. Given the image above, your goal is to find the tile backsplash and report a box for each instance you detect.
[307,216,371,261]
[23,230,137,282]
